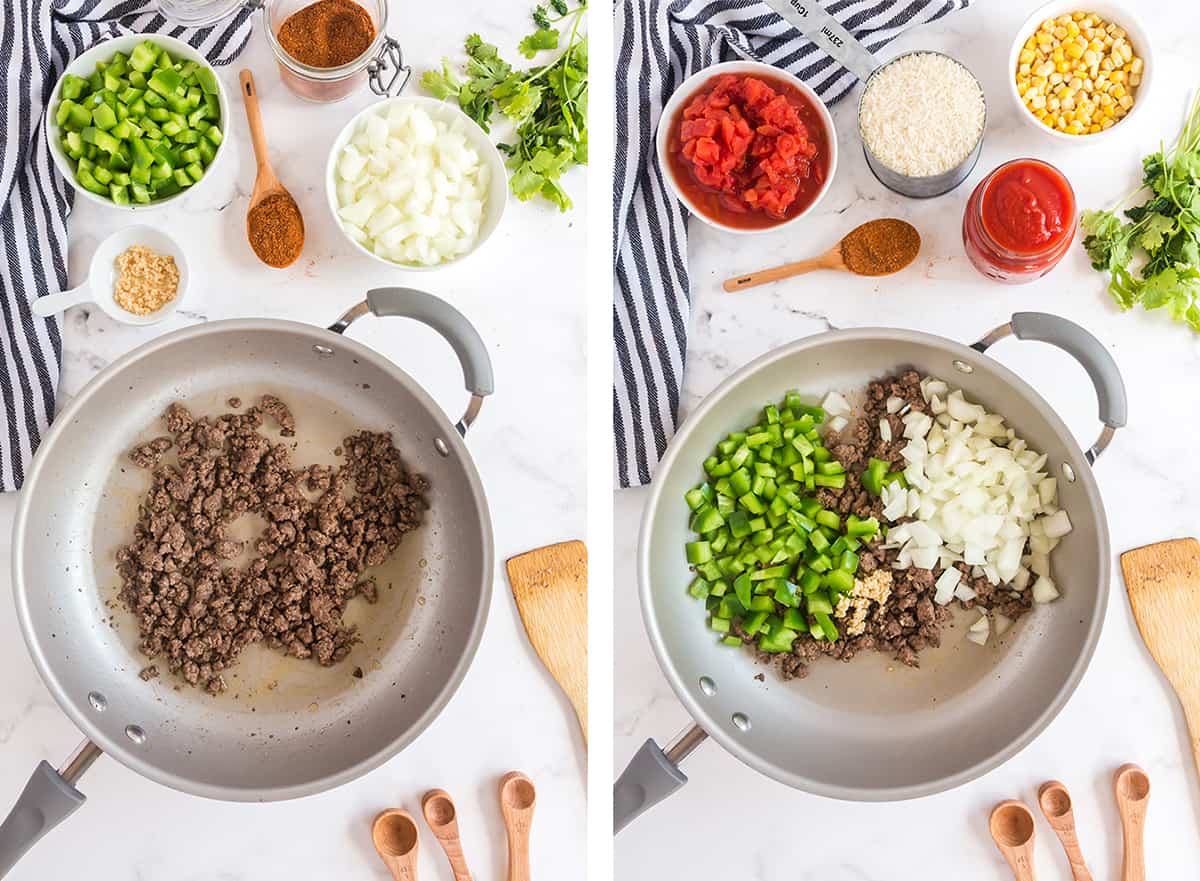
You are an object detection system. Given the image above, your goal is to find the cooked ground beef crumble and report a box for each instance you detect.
[116,396,429,694]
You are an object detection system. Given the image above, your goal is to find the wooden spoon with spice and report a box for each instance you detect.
[723,218,920,292]
[239,69,305,269]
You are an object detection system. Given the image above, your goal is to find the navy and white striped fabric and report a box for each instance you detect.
[613,0,970,487]
[0,1,252,492]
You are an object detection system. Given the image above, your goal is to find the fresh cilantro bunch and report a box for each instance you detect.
[1081,88,1200,331]
[420,1,588,211]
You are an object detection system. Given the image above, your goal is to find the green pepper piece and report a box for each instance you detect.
[147,68,183,97]
[109,183,130,205]
[172,167,193,188]
[90,102,117,131]
[861,457,890,496]
[688,577,710,600]
[129,40,160,73]
[814,611,839,642]
[824,569,854,594]
[63,130,84,158]
[151,176,180,198]
[203,125,223,146]
[709,616,731,634]
[194,66,219,95]
[61,74,88,100]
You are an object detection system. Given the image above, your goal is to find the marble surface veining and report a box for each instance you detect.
[616,1,1200,878]
[0,5,585,879]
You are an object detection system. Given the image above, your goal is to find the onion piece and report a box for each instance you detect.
[822,391,852,416]
[1041,510,1073,539]
[934,567,960,605]
[1032,575,1060,603]
[880,418,892,443]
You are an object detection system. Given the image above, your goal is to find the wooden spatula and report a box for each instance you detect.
[506,540,588,744]
[1121,538,1200,780]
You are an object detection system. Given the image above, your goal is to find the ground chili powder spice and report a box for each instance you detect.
[839,218,922,276]
[248,193,305,268]
[277,0,376,69]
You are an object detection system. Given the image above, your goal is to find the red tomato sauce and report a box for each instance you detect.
[962,158,1076,284]
[980,160,1074,254]
[666,73,829,229]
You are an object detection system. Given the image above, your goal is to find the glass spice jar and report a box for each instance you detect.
[263,0,408,103]
[153,0,409,103]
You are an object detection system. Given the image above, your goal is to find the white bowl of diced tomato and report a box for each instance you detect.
[46,33,231,210]
[656,60,838,235]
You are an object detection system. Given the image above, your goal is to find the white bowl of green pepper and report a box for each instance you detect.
[46,33,230,210]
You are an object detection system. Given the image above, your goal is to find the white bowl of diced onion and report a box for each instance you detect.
[325,97,507,270]
[1007,1,1153,143]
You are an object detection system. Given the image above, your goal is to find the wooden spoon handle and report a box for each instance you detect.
[724,251,841,292]
[238,70,272,177]
[1050,826,1094,881]
[1001,848,1038,881]
[1120,812,1147,881]
[506,817,532,881]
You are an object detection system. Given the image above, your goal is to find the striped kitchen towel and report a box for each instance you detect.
[0,1,252,492]
[613,0,970,487]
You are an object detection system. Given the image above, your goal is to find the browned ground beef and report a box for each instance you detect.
[116,396,429,694]
[743,370,1033,680]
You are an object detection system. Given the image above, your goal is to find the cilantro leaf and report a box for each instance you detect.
[519,28,560,58]
[1138,212,1177,253]
[419,2,587,210]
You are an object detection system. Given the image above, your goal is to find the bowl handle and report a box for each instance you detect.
[971,312,1127,464]
[328,288,494,436]
[614,723,708,834]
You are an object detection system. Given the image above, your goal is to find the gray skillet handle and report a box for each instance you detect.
[329,288,494,436]
[758,0,880,81]
[0,762,86,879]
[614,739,689,835]
[972,312,1127,463]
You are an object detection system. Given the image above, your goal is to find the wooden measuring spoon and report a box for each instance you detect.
[1037,781,1094,881]
[1115,764,1151,881]
[723,218,920,292]
[238,69,304,268]
[372,809,419,881]
[499,771,536,881]
[989,800,1038,881]
[422,789,473,881]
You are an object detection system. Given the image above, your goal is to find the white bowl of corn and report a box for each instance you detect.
[1009,1,1151,141]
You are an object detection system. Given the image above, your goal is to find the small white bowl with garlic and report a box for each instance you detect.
[325,97,507,270]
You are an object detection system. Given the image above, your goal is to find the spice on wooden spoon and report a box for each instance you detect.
[239,69,305,269]
[723,218,920,292]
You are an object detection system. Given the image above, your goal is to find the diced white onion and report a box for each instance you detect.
[828,415,848,433]
[880,418,892,443]
[886,396,905,414]
[822,391,852,416]
[1042,510,1073,539]
[334,106,489,266]
[875,377,1069,601]
[1032,575,1060,603]
[993,613,1013,636]
[954,582,977,602]
[934,567,960,605]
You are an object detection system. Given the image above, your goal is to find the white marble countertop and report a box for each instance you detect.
[0,5,585,879]
[616,2,1200,878]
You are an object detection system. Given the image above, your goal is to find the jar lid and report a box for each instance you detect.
[156,0,249,27]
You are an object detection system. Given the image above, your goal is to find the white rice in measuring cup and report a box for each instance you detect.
[858,51,986,197]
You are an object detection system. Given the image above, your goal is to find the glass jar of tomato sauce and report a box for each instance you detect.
[962,158,1076,283]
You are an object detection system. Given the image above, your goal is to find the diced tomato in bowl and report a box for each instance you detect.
[657,62,837,233]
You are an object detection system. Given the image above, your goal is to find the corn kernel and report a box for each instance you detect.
[1111,83,1126,99]
[1088,124,1101,134]
[1118,94,1133,109]
[1049,71,1064,85]
[1130,72,1141,87]
[1020,48,1036,64]
[1035,61,1054,77]
[1083,49,1098,66]
[1111,69,1126,83]
[1065,42,1085,59]
[1130,56,1143,74]
[1101,118,1114,130]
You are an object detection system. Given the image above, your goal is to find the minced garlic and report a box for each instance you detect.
[113,245,179,316]
[833,569,894,637]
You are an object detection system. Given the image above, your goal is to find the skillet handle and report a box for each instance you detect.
[328,288,494,436]
[972,312,1127,464]
[0,762,86,878]
[614,724,708,834]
